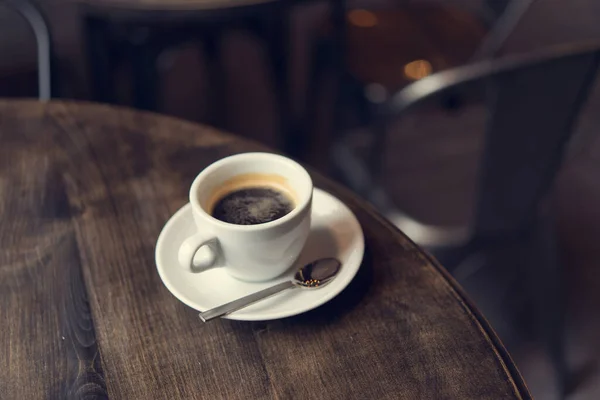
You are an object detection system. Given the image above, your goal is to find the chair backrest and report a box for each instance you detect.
[471,0,537,61]
[5,0,52,100]
[385,41,600,239]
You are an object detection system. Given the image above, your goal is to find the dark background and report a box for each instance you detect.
[2,0,600,398]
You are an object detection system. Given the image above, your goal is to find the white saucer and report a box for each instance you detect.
[155,188,365,321]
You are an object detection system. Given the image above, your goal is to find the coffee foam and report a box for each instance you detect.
[204,173,298,213]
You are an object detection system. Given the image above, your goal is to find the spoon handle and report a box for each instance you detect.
[199,281,296,322]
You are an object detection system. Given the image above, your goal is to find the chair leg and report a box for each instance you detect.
[527,215,568,397]
[305,33,354,175]
[84,17,117,104]
[203,30,225,127]
[300,35,333,171]
[129,27,160,111]
[330,0,347,142]
[263,5,294,157]
[366,111,388,188]
[484,0,511,20]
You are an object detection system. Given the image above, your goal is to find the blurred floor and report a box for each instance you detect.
[2,0,600,398]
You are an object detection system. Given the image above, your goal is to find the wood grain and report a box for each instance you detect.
[0,100,530,399]
[0,107,107,399]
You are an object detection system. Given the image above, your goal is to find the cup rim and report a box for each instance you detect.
[189,152,313,231]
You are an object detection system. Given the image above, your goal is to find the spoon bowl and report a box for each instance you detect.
[294,258,341,288]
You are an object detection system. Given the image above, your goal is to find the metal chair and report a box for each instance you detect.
[334,41,600,396]
[4,0,52,100]
[472,0,537,61]
[301,0,535,165]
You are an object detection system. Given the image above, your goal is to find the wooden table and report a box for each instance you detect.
[0,100,530,399]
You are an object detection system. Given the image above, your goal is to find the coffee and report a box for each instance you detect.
[207,174,297,225]
[211,187,294,225]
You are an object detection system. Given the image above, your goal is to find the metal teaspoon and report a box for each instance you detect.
[199,258,342,322]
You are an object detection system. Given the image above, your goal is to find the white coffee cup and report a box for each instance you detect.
[178,152,313,282]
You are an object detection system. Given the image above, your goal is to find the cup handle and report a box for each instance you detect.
[178,233,220,273]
